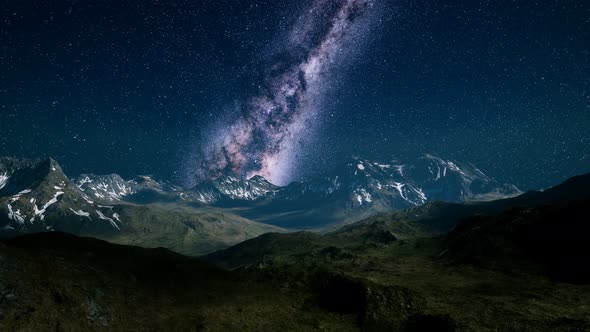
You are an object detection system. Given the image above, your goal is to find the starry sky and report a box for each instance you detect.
[1,0,589,190]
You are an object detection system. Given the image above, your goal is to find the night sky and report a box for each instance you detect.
[1,0,589,190]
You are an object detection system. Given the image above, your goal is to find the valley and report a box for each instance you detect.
[0,157,588,330]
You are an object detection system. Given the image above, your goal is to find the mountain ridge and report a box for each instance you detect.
[0,154,523,230]
[191,154,523,228]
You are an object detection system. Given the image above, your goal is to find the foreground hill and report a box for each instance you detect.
[0,233,363,331]
[203,173,590,330]
[443,199,590,284]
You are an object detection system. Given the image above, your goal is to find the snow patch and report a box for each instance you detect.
[69,208,91,219]
[0,172,9,190]
[353,188,372,205]
[10,189,32,203]
[356,194,363,204]
[394,165,405,176]
[7,204,25,224]
[82,177,134,201]
[82,195,94,204]
[77,176,93,188]
[435,166,441,181]
[32,191,64,221]
[447,161,467,176]
[96,210,120,230]
[415,187,427,201]
[392,182,406,199]
[197,193,209,203]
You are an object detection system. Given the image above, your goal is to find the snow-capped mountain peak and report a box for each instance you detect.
[268,154,521,212]
[75,173,184,204]
[0,157,123,232]
[76,174,135,202]
[189,174,280,204]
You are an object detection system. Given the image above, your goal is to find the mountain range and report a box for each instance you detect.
[0,154,520,254]
[0,157,281,255]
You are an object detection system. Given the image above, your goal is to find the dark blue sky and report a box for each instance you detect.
[1,0,589,190]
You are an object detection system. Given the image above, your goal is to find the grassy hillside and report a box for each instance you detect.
[88,204,284,256]
[0,233,360,331]
[3,226,589,331]
[204,177,590,331]
[0,157,285,257]
[443,200,590,284]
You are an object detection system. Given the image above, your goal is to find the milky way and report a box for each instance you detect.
[196,0,381,185]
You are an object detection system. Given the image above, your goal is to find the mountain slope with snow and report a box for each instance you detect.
[186,154,521,228]
[0,157,282,255]
[189,175,280,204]
[0,157,118,233]
[0,154,521,233]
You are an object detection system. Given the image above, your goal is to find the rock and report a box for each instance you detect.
[312,271,426,330]
[86,289,110,327]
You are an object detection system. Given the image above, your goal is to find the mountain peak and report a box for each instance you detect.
[248,175,274,185]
